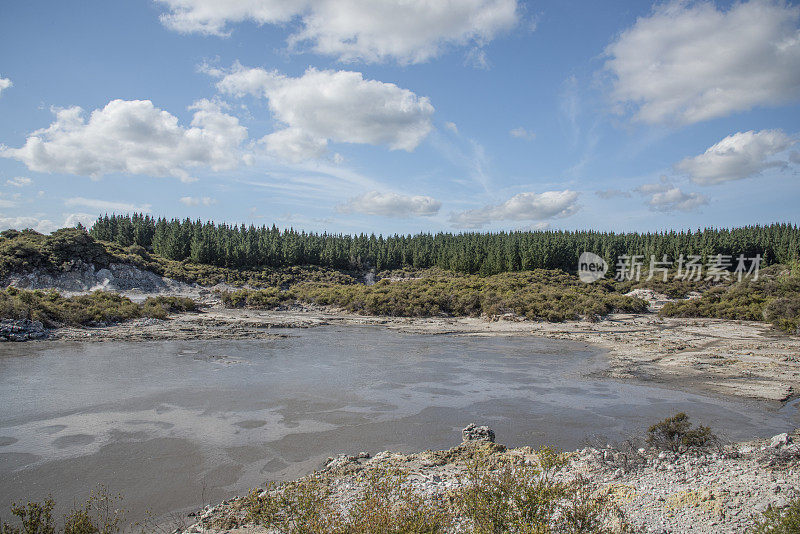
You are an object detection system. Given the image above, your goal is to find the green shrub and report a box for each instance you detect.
[456,447,613,533]
[1,498,55,534]
[646,413,716,452]
[0,289,199,327]
[660,268,800,333]
[751,498,800,533]
[219,269,648,322]
[1,487,123,534]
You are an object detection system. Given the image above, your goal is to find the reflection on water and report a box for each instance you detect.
[0,326,797,522]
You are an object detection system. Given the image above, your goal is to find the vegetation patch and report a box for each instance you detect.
[659,266,800,333]
[646,413,717,452]
[751,497,800,534]
[219,269,648,321]
[0,485,124,534]
[0,288,198,327]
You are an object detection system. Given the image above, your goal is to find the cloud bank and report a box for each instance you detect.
[450,190,579,228]
[1,99,247,182]
[213,65,434,162]
[339,191,441,217]
[675,129,796,185]
[605,0,800,125]
[158,0,519,64]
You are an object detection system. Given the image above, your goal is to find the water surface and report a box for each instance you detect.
[0,326,796,522]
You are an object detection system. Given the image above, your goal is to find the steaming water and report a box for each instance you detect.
[0,326,797,522]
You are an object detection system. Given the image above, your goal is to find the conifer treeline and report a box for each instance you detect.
[89,214,800,274]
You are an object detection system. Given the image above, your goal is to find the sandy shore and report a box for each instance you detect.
[46,305,800,404]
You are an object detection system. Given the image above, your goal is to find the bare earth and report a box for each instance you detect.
[50,305,800,404]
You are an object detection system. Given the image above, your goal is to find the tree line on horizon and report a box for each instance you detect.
[88,214,800,275]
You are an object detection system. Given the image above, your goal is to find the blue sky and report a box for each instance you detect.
[0,0,798,235]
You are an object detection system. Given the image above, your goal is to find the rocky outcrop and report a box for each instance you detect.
[182,426,800,534]
[462,422,496,443]
[0,319,46,341]
[3,260,195,294]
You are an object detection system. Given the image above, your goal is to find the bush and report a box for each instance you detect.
[1,486,123,534]
[456,446,613,533]
[0,289,199,327]
[219,269,649,322]
[236,448,617,533]
[660,268,800,333]
[646,413,716,452]
[751,497,800,533]
[0,498,55,534]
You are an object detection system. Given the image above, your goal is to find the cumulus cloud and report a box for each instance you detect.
[338,191,441,217]
[0,99,247,182]
[0,76,11,97]
[6,177,32,187]
[647,188,708,212]
[635,177,708,212]
[213,65,434,162]
[450,190,579,228]
[675,129,796,185]
[64,197,151,213]
[0,212,94,233]
[180,196,217,206]
[509,127,536,140]
[605,0,800,125]
[158,0,518,64]
[0,215,58,233]
[62,213,99,229]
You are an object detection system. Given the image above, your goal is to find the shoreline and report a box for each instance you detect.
[179,427,800,534]
[40,306,800,404]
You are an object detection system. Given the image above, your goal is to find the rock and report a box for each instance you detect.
[0,319,46,342]
[770,433,791,448]
[462,423,495,443]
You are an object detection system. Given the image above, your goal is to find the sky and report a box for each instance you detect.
[0,0,799,235]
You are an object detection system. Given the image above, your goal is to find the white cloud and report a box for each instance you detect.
[509,127,536,140]
[64,197,151,213]
[450,190,579,228]
[647,188,708,212]
[464,47,490,69]
[675,129,795,185]
[0,215,58,234]
[635,177,708,212]
[1,99,247,182]
[338,191,441,217]
[444,121,459,134]
[180,196,217,206]
[605,0,800,125]
[62,213,99,229]
[0,76,11,97]
[158,0,519,64]
[0,199,15,208]
[214,65,434,162]
[6,177,32,187]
